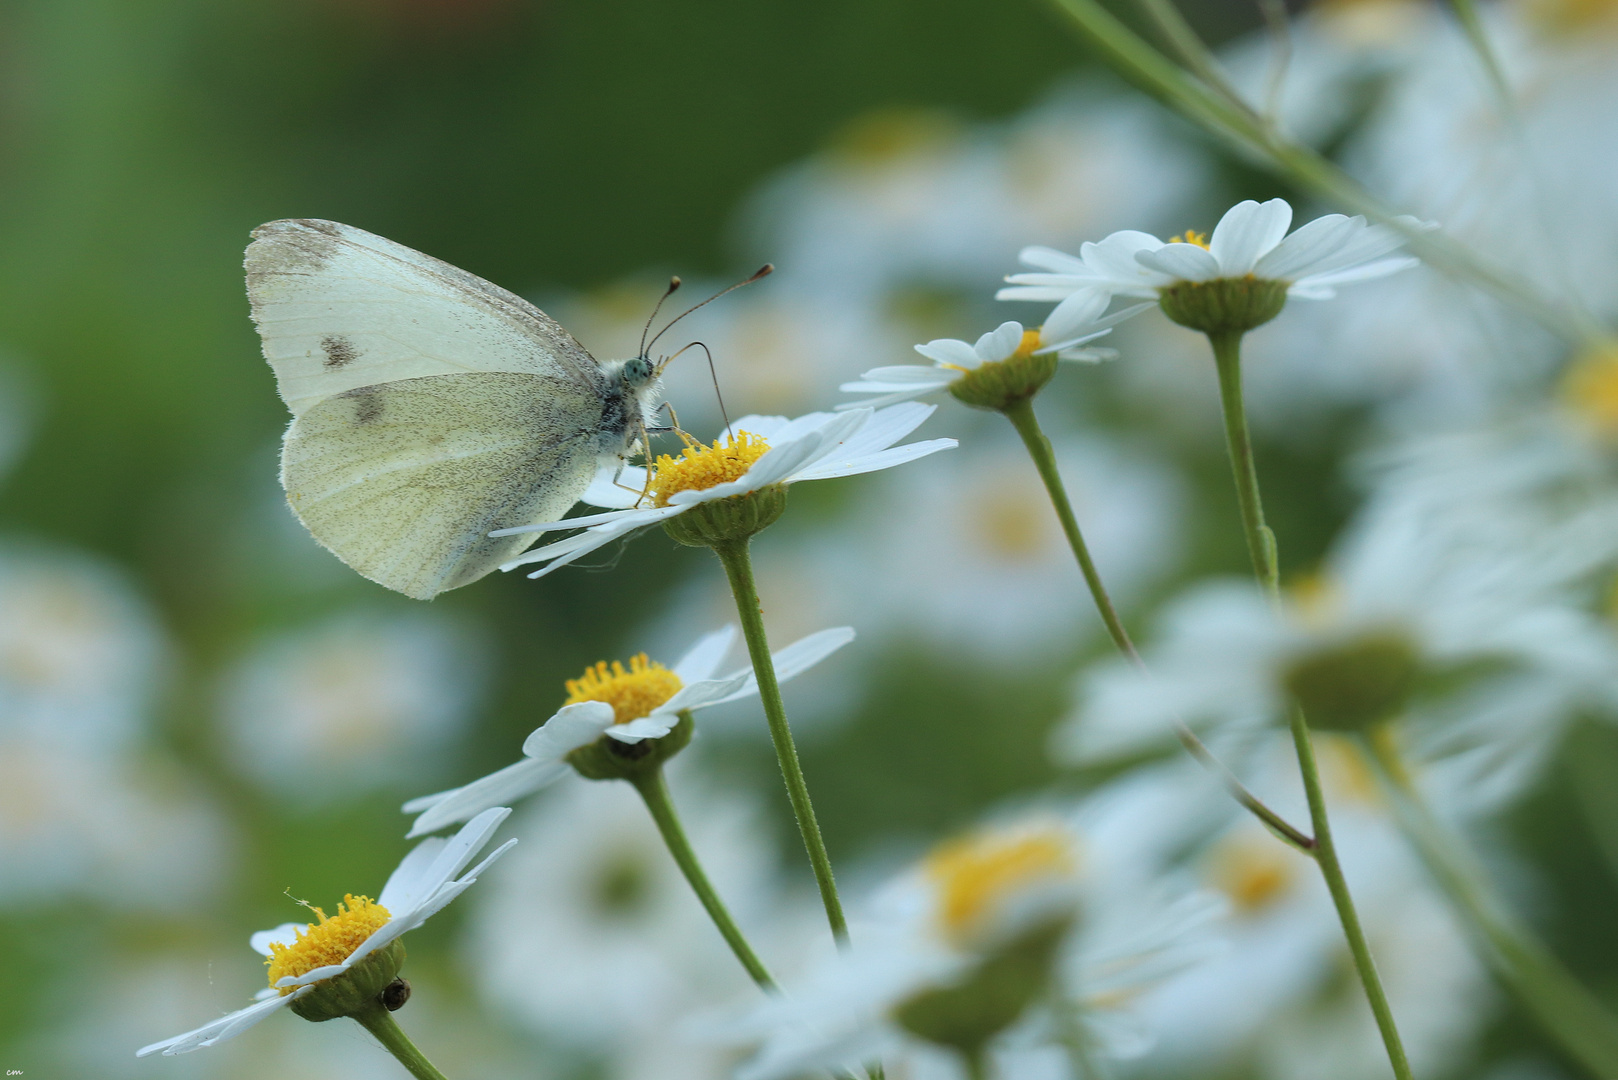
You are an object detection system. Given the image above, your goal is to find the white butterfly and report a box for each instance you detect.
[246,219,663,600]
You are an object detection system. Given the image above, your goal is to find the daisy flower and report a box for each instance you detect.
[997,198,1428,311]
[137,807,515,1056]
[723,813,1221,1080]
[838,303,1147,410]
[492,402,956,579]
[403,624,854,837]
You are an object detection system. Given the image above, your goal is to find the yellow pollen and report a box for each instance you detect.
[648,431,771,507]
[563,653,683,724]
[264,895,391,993]
[926,828,1076,943]
[1169,229,1211,249]
[1014,328,1042,358]
[1559,343,1618,436]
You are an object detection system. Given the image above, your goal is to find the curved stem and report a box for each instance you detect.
[710,537,849,943]
[632,762,778,990]
[961,1046,992,1080]
[1003,395,1314,853]
[351,1002,451,1080]
[1211,330,1414,1080]
[1367,727,1618,1076]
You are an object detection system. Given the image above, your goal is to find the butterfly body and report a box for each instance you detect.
[246,218,663,599]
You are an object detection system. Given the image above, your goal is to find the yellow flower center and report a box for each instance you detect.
[264,895,391,993]
[1207,836,1295,913]
[1014,328,1042,358]
[648,431,771,507]
[926,828,1076,943]
[1169,229,1210,249]
[1559,342,1618,436]
[563,653,683,724]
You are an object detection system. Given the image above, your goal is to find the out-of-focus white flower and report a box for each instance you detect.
[0,546,167,754]
[999,199,1426,308]
[138,809,515,1057]
[724,811,1221,1080]
[787,429,1181,662]
[1096,748,1491,1080]
[840,310,1146,409]
[1056,492,1607,806]
[468,771,778,1062]
[402,624,853,836]
[496,404,955,579]
[220,610,485,803]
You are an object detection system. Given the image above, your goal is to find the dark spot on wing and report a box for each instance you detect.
[291,219,343,237]
[321,335,359,369]
[340,385,385,425]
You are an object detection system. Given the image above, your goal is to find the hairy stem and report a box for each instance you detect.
[711,538,849,942]
[1211,330,1413,1080]
[632,763,777,990]
[352,1002,451,1080]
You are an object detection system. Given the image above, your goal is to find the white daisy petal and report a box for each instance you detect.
[849,365,961,385]
[833,387,947,411]
[760,626,857,685]
[1251,213,1359,280]
[605,711,685,743]
[818,402,936,463]
[673,625,737,682]
[521,701,619,760]
[580,465,649,509]
[404,757,566,838]
[996,283,1090,303]
[1080,230,1170,290]
[725,414,794,440]
[1135,244,1221,281]
[914,338,984,368]
[790,437,957,482]
[977,321,1025,362]
[1017,244,1089,273]
[1208,198,1293,274]
[1041,288,1111,345]
[137,993,298,1056]
[1293,255,1420,290]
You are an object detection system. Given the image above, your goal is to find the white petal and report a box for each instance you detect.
[520,700,619,759]
[392,806,513,920]
[1208,198,1292,274]
[1057,346,1118,363]
[833,387,942,410]
[137,993,297,1056]
[725,413,793,440]
[605,710,684,743]
[996,283,1089,302]
[975,321,1025,363]
[815,401,935,464]
[1135,244,1220,281]
[711,626,857,706]
[403,757,565,838]
[1017,245,1088,273]
[580,464,650,509]
[914,338,983,368]
[1251,213,1357,280]
[848,365,959,384]
[248,923,304,957]
[789,437,957,482]
[1292,255,1419,290]
[673,625,737,682]
[379,835,450,910]
[1039,288,1110,345]
[1080,230,1169,289]
[490,505,643,537]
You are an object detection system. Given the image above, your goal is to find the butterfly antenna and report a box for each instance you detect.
[676,341,733,439]
[639,276,682,360]
[644,264,772,357]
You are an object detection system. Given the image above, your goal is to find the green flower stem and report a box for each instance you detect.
[631,762,778,990]
[1446,0,1512,109]
[962,1047,992,1080]
[711,537,849,943]
[1044,0,1595,343]
[352,1001,451,1080]
[1367,727,1618,1076]
[1002,395,1314,852]
[1209,332,1279,595]
[1211,330,1414,1080]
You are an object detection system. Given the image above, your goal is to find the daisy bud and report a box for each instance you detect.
[1281,630,1423,733]
[1156,276,1290,337]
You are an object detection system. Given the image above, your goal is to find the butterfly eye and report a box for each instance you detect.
[624,357,656,386]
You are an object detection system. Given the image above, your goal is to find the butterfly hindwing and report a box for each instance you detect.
[281,371,602,599]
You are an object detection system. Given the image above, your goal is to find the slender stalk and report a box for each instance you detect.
[1134,0,1248,113]
[1209,332,1278,595]
[1210,330,1413,1080]
[962,1047,992,1080]
[632,764,778,990]
[1367,727,1618,1076]
[351,1002,451,1080]
[1446,0,1513,109]
[711,537,848,942]
[1003,396,1315,852]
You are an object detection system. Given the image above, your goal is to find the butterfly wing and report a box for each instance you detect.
[246,218,603,416]
[247,218,613,598]
[281,372,602,599]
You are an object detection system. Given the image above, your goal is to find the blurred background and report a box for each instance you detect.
[5,0,1618,1076]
